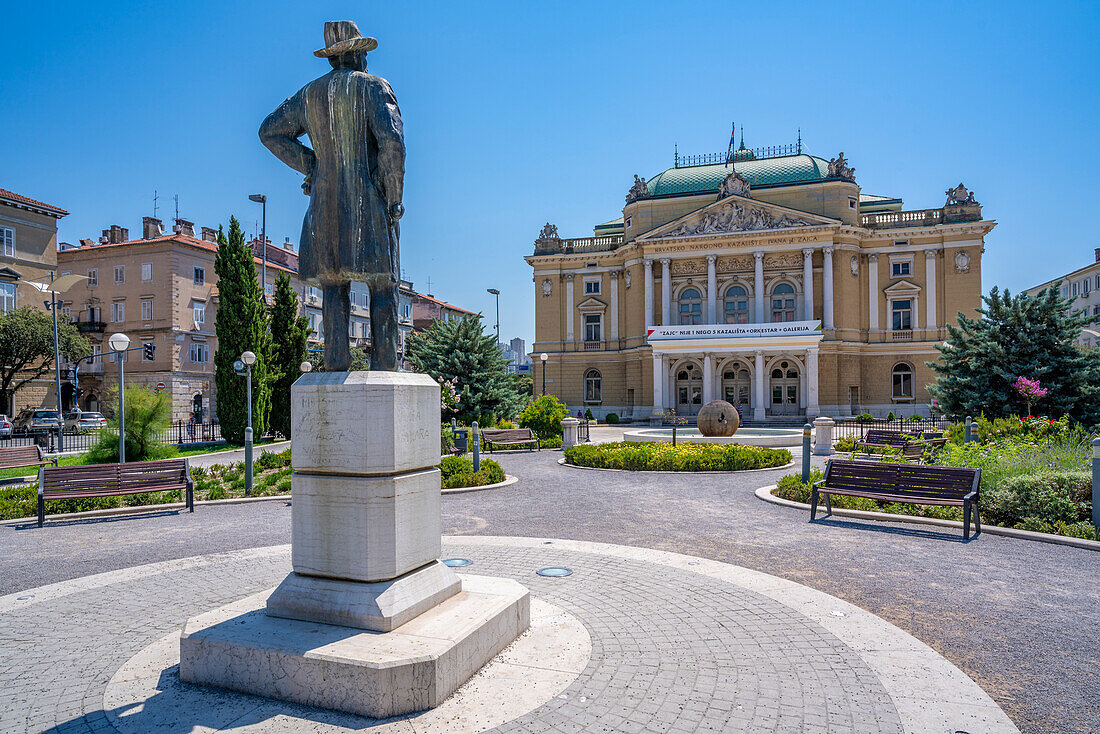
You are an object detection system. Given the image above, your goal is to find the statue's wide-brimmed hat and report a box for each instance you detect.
[314,20,377,58]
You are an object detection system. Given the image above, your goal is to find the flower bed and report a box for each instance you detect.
[564,441,790,472]
[438,456,506,489]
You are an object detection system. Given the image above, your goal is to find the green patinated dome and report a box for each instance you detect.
[646,154,832,197]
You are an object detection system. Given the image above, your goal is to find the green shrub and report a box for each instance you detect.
[441,425,456,454]
[605,413,619,424]
[564,442,790,472]
[886,411,896,421]
[439,456,473,480]
[855,413,874,423]
[496,419,516,429]
[276,476,292,494]
[86,385,176,463]
[255,448,291,471]
[205,484,228,501]
[834,436,857,452]
[541,435,563,449]
[440,458,506,489]
[518,395,569,440]
[982,471,1089,526]
[584,408,594,421]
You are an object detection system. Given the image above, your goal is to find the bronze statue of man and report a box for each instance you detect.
[259,20,405,371]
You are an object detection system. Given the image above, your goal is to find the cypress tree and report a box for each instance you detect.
[928,284,1100,425]
[269,273,310,438]
[214,216,274,443]
[405,315,527,424]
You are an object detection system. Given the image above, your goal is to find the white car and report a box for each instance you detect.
[0,415,11,438]
[64,411,107,433]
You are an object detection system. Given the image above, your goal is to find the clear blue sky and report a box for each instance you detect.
[4,1,1098,347]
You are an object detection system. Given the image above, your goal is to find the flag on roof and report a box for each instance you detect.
[725,122,736,168]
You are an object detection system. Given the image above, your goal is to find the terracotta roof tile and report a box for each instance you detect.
[57,233,296,274]
[0,188,68,216]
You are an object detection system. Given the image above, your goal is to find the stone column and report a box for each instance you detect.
[813,416,835,456]
[802,248,814,321]
[703,353,714,403]
[753,350,766,421]
[754,252,765,323]
[913,293,921,330]
[561,417,581,449]
[652,353,665,412]
[823,246,834,329]
[609,270,620,342]
[706,255,717,324]
[660,258,671,326]
[643,259,654,330]
[925,250,937,330]
[564,274,574,343]
[868,254,879,331]
[806,348,820,417]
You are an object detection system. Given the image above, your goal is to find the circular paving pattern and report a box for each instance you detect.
[0,537,1017,733]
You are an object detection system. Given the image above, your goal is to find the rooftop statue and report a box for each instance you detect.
[259,21,405,372]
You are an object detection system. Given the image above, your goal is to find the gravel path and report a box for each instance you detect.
[1,445,1096,733]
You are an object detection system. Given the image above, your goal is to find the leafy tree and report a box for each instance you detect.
[268,274,310,438]
[0,306,90,408]
[87,385,175,462]
[517,394,568,439]
[214,217,275,443]
[928,284,1100,425]
[405,315,527,423]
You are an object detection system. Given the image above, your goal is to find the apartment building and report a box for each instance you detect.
[1025,248,1100,347]
[0,187,69,415]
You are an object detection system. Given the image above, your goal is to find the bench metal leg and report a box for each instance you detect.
[37,494,45,528]
[187,484,194,513]
[963,499,972,541]
[810,488,819,520]
[972,501,981,536]
[824,492,832,514]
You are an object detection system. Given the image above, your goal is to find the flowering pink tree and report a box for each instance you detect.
[1013,376,1048,417]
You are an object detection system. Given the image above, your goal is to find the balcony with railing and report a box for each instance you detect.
[860,203,982,229]
[533,234,623,256]
[74,320,107,333]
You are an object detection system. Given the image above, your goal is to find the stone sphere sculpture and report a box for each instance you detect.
[697,400,740,437]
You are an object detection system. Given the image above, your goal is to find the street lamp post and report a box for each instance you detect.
[249,194,267,297]
[540,352,548,396]
[486,288,500,347]
[108,333,131,462]
[236,350,257,495]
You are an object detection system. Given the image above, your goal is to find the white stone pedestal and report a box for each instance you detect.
[813,416,836,456]
[179,371,530,717]
[561,417,580,449]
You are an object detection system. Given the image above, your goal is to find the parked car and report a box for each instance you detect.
[64,411,107,433]
[11,409,61,435]
[0,415,11,438]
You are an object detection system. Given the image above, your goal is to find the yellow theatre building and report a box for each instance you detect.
[526,138,995,422]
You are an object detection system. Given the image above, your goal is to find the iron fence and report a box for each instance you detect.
[0,421,248,454]
[832,416,954,441]
[578,420,590,443]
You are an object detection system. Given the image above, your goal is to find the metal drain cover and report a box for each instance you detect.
[442,558,473,567]
[536,567,573,577]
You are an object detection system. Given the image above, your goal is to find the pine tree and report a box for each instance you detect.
[405,315,527,424]
[928,284,1100,425]
[214,217,275,443]
[269,273,310,438]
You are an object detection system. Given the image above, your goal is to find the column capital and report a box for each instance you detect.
[754,349,764,358]
[868,253,878,262]
[706,254,717,264]
[659,257,671,266]
[926,249,937,258]
[609,270,619,280]
[643,259,653,270]
[802,247,814,257]
[563,273,574,281]
[823,246,834,255]
[753,251,765,261]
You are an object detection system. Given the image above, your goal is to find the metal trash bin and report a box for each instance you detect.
[454,427,469,453]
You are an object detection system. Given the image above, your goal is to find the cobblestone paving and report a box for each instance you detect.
[0,544,904,733]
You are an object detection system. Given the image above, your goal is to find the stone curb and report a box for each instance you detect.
[556,456,797,475]
[755,484,1100,552]
[0,493,294,527]
[441,475,519,494]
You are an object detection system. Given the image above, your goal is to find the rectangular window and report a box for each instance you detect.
[0,227,13,257]
[192,301,205,325]
[141,299,153,321]
[114,265,125,284]
[0,282,14,313]
[1085,279,1092,295]
[189,342,209,363]
[891,261,911,277]
[141,262,152,281]
[193,267,205,286]
[142,341,154,361]
[584,279,601,295]
[87,306,100,322]
[111,301,125,323]
[87,268,98,287]
[893,240,909,247]
[61,304,71,318]
[1073,282,1079,296]
[891,299,912,330]
[584,314,601,342]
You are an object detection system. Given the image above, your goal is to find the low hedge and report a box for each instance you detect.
[772,468,1099,540]
[439,457,506,489]
[564,441,790,472]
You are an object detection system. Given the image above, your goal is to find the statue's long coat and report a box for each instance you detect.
[259,69,404,285]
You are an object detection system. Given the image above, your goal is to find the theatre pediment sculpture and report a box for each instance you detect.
[657,200,815,239]
[945,183,978,207]
[626,174,649,203]
[717,171,751,199]
[827,152,856,181]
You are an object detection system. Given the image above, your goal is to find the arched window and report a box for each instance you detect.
[584,369,602,403]
[892,363,914,400]
[771,283,796,322]
[678,287,702,325]
[724,286,749,324]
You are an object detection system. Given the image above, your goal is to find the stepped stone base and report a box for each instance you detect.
[180,574,530,719]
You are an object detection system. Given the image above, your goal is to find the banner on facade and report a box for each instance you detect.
[646,320,822,341]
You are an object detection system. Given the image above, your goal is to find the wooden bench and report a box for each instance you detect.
[37,458,194,527]
[481,427,540,452]
[855,429,945,461]
[811,459,982,539]
[0,445,57,472]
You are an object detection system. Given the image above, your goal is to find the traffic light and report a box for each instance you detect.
[143,343,156,361]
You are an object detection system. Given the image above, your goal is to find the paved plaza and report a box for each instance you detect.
[1,441,1097,733]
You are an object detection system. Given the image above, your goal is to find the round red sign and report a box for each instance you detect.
[156,382,166,391]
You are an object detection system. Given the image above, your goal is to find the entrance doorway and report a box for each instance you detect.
[848,386,860,415]
[84,394,99,413]
[721,362,752,414]
[675,362,703,416]
[770,360,800,416]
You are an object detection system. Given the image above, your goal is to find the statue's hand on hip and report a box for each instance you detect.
[388,203,404,222]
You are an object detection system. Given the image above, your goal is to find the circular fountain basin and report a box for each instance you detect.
[624,427,804,447]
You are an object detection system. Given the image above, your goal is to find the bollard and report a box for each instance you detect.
[964,416,973,444]
[1092,437,1100,528]
[802,423,812,483]
[471,421,480,472]
[244,426,253,497]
